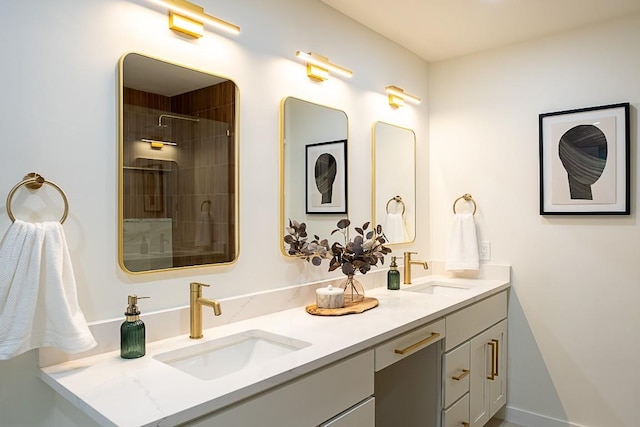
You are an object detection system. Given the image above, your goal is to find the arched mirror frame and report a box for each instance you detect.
[280,96,349,257]
[118,52,240,274]
[372,121,416,245]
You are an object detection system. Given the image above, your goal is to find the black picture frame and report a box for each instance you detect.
[305,139,348,214]
[539,103,630,215]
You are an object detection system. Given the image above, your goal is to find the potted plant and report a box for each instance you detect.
[284,219,391,303]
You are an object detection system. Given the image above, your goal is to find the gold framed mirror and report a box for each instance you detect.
[118,52,239,273]
[280,97,348,256]
[372,121,416,244]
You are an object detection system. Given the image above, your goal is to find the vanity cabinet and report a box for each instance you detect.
[184,350,374,427]
[442,291,508,427]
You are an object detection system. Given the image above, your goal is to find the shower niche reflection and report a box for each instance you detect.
[119,53,238,273]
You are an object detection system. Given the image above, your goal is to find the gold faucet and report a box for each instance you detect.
[190,282,222,339]
[403,251,429,284]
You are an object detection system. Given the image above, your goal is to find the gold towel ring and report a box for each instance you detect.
[6,173,69,224]
[386,195,406,215]
[452,193,477,215]
[200,199,211,213]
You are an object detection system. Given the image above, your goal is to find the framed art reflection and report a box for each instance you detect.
[305,139,347,214]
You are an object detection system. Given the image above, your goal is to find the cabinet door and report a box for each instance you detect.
[488,320,507,417]
[469,320,507,427]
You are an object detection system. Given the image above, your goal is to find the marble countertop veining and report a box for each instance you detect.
[39,274,510,427]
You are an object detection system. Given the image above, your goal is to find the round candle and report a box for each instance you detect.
[315,285,345,309]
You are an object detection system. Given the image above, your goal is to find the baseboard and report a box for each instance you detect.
[503,406,589,427]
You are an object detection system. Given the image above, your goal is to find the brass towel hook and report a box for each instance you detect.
[6,173,69,224]
[452,193,477,215]
[386,195,406,215]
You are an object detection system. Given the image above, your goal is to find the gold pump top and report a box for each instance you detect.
[390,256,398,269]
[125,294,149,318]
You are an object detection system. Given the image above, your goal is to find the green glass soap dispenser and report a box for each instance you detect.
[121,295,149,359]
[388,256,401,290]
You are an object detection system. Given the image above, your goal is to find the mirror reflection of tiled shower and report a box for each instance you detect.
[121,66,236,272]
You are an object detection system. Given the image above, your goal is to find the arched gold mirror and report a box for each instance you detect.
[280,97,348,256]
[372,122,416,244]
[118,53,238,273]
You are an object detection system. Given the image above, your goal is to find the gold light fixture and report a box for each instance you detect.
[385,85,421,108]
[295,51,353,81]
[142,138,178,149]
[147,0,240,38]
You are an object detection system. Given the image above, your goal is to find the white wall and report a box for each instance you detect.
[429,13,640,427]
[0,0,429,425]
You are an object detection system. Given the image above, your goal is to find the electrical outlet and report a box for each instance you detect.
[479,241,491,261]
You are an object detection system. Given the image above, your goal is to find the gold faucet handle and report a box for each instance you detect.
[403,251,417,261]
[190,282,210,292]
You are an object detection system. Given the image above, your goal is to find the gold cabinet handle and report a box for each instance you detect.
[492,338,499,377]
[394,332,441,355]
[487,341,496,380]
[462,423,470,427]
[452,369,470,381]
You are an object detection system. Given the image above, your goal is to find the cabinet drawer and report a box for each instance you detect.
[445,291,507,351]
[443,393,470,427]
[375,319,445,371]
[188,350,374,427]
[444,341,470,408]
[320,396,375,427]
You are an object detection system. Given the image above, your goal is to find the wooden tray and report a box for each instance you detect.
[305,297,379,316]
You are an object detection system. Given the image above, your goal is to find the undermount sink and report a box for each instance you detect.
[154,329,311,381]
[404,281,472,297]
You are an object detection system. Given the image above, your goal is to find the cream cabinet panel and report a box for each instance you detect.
[375,319,445,371]
[443,341,470,407]
[488,320,507,416]
[186,350,374,427]
[469,319,507,427]
[445,292,507,351]
[443,393,470,427]
[320,397,375,427]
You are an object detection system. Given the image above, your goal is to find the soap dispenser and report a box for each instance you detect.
[387,256,400,290]
[121,295,149,359]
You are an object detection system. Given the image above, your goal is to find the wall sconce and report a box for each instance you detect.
[146,0,240,38]
[142,139,178,149]
[385,85,421,108]
[295,51,353,81]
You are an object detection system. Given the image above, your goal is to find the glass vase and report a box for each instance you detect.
[339,274,365,304]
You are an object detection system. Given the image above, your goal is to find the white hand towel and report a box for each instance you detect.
[445,213,480,271]
[194,211,211,247]
[0,220,96,360]
[384,212,409,244]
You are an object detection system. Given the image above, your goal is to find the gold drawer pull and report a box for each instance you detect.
[452,369,470,381]
[394,332,441,355]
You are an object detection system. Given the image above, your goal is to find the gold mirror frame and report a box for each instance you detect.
[118,52,239,273]
[372,121,416,245]
[280,97,349,256]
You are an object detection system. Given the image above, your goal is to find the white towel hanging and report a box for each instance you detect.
[0,220,96,360]
[445,213,480,271]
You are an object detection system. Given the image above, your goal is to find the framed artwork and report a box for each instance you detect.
[305,139,347,214]
[539,103,630,215]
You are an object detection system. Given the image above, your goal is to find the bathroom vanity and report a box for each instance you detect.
[39,265,509,427]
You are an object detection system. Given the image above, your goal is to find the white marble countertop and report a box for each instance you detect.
[40,274,509,427]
